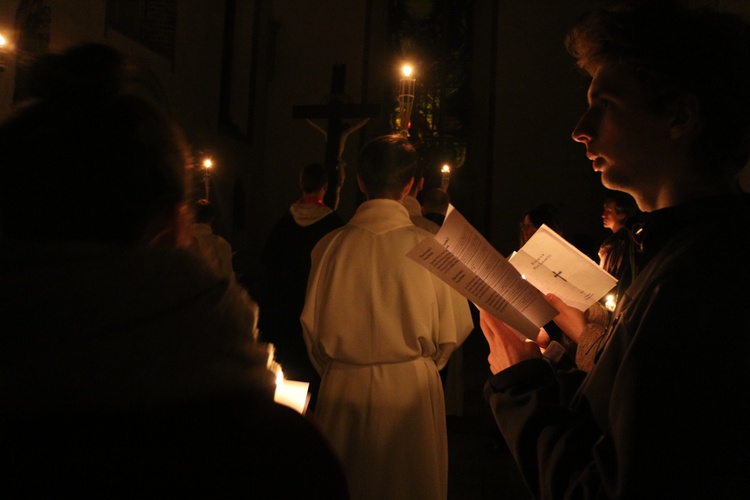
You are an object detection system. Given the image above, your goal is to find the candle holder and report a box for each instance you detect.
[441,164,451,191]
[274,373,311,415]
[398,64,416,136]
[202,156,212,201]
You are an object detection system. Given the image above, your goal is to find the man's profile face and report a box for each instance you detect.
[601,201,625,230]
[571,64,674,202]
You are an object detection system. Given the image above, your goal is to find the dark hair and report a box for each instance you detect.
[422,188,450,214]
[603,191,639,221]
[358,135,418,199]
[522,203,563,235]
[0,43,190,243]
[565,0,750,175]
[299,162,328,194]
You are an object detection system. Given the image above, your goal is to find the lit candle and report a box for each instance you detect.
[605,294,616,312]
[0,33,7,73]
[202,157,212,200]
[441,164,451,190]
[398,64,416,136]
[274,371,311,415]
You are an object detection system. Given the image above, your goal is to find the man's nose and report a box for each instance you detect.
[572,112,593,143]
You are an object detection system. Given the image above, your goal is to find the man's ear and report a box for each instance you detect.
[357,175,367,195]
[402,177,415,199]
[669,92,701,140]
[407,176,423,196]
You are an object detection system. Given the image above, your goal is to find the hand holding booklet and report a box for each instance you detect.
[406,205,617,340]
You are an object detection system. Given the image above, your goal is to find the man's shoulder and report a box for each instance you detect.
[310,223,349,252]
[631,199,750,300]
[311,210,345,230]
[411,214,440,234]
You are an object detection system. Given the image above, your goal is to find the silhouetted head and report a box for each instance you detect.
[602,191,639,231]
[421,188,450,215]
[357,134,417,200]
[299,162,328,195]
[0,43,191,245]
[520,203,563,245]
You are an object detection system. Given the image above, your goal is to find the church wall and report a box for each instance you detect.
[263,0,375,226]
[471,0,606,258]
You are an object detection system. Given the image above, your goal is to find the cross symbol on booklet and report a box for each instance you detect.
[406,207,617,340]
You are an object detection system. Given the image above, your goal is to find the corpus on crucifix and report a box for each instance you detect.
[292,64,379,209]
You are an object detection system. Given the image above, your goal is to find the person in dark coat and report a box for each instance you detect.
[480,2,750,498]
[257,162,344,412]
[0,43,348,499]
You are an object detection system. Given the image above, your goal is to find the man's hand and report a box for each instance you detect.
[479,309,541,375]
[546,293,587,343]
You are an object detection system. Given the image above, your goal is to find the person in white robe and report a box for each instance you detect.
[188,198,235,280]
[301,134,474,500]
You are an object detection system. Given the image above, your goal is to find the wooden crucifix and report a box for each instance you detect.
[293,64,379,209]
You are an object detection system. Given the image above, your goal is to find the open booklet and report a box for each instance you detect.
[406,205,617,340]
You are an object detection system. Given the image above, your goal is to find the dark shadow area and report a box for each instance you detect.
[447,328,531,499]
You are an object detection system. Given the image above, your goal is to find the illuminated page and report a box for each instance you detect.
[406,206,557,340]
[508,224,617,312]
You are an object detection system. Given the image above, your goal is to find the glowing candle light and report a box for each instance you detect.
[0,33,7,73]
[274,371,311,415]
[605,294,616,312]
[441,164,451,190]
[398,63,416,136]
[202,156,212,200]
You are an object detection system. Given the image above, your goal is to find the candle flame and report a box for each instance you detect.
[0,34,6,47]
[402,64,413,77]
[441,164,451,173]
[203,158,212,169]
[605,294,616,312]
